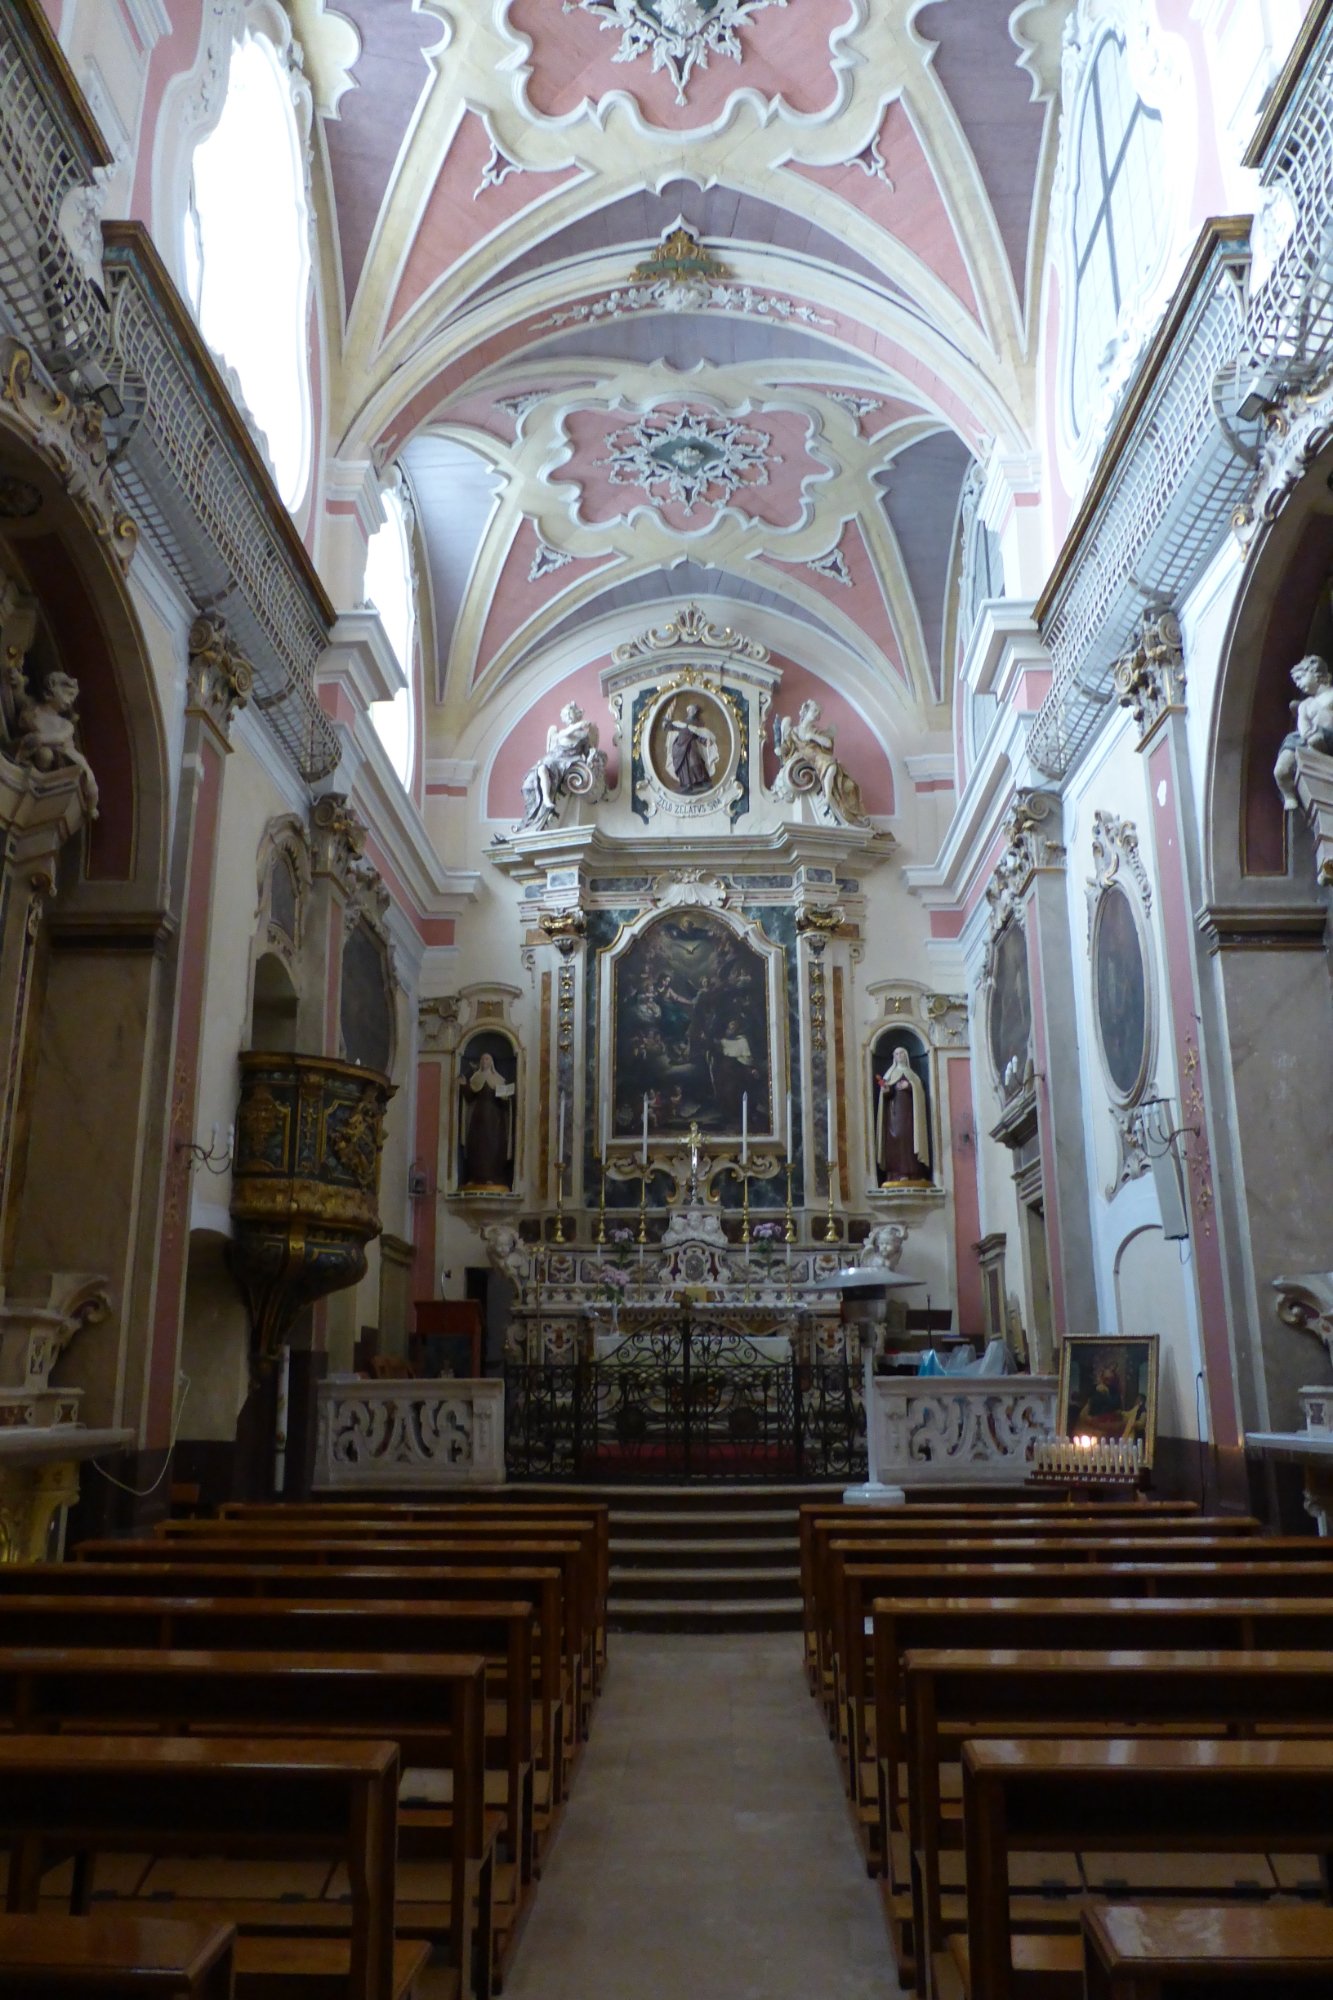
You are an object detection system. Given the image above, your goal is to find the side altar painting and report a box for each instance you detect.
[607,909,776,1145]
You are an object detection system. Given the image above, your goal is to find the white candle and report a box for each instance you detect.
[557,1091,565,1164]
[641,1092,649,1166]
[785,1091,793,1155]
[741,1092,749,1165]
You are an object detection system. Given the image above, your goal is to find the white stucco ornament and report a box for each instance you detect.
[569,0,790,104]
[599,408,773,514]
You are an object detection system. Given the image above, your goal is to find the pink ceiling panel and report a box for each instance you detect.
[788,103,979,319]
[759,519,908,686]
[504,0,857,132]
[388,110,580,332]
[472,522,619,686]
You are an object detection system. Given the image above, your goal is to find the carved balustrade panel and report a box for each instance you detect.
[313,1378,505,1489]
[872,1374,1057,1485]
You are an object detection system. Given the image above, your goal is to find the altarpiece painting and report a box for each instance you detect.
[601,908,780,1150]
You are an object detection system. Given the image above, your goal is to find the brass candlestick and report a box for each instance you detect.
[784,1160,796,1243]
[740,1165,752,1303]
[553,1156,566,1244]
[596,1156,607,1244]
[824,1157,839,1244]
[637,1166,648,1244]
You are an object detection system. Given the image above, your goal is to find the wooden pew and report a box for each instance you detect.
[72,1538,590,1757]
[0,1914,237,1997]
[0,1649,489,1999]
[865,1595,1333,1985]
[905,1649,1333,1995]
[797,1500,1202,1683]
[0,1594,538,1888]
[0,1561,567,1807]
[215,1502,610,1680]
[829,1542,1333,1791]
[0,1736,424,2000]
[956,1738,1333,2000]
[817,1526,1273,1726]
[166,1510,607,1692]
[1082,1901,1333,1998]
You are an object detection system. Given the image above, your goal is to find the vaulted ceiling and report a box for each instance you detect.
[308,0,1070,743]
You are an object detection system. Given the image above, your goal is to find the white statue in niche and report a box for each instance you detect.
[516,701,608,831]
[1274,654,1333,809]
[773,699,869,827]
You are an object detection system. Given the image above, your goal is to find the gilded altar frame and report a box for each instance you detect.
[596,899,789,1161]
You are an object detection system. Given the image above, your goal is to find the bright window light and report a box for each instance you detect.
[1068,34,1165,437]
[366,483,417,789]
[190,33,312,508]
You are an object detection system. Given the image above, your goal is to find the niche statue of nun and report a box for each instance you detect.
[459,1048,516,1191]
[875,1044,930,1185]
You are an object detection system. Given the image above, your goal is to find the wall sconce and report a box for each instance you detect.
[408,1161,431,1200]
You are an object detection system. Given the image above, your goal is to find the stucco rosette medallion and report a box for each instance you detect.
[570,0,789,104]
[554,399,830,537]
[496,0,866,144]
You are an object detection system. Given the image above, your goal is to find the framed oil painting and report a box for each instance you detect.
[599,905,783,1153]
[1056,1334,1160,1467]
[1091,879,1151,1102]
[987,920,1032,1090]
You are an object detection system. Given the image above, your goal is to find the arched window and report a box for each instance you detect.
[186,31,313,509]
[1067,33,1165,437]
[365,481,417,789]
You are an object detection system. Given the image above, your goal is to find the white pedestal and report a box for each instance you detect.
[842,1481,906,1505]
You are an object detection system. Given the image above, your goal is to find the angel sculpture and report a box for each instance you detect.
[773,699,869,827]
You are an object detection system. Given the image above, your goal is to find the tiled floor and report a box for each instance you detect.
[492,1632,902,2000]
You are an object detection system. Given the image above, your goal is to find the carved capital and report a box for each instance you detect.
[310,792,391,919]
[1113,607,1185,743]
[188,612,253,733]
[538,908,586,957]
[0,340,137,570]
[985,789,1064,940]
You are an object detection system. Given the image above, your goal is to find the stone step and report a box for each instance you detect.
[609,1565,799,1601]
[610,1536,800,1566]
[511,1481,844,1509]
[610,1508,797,1536]
[610,1597,803,1633]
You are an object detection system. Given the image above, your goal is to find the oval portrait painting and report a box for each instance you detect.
[1093,882,1149,1100]
[646,687,735,800]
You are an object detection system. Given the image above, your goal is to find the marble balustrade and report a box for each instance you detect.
[313,1376,505,1489]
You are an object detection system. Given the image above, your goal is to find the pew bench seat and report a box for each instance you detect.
[1083,1901,1333,1997]
[232,1935,433,2000]
[0,1913,236,1997]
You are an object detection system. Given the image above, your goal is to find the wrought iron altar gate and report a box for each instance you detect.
[504,1327,865,1481]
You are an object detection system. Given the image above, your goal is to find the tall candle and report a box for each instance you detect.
[557,1091,565,1164]
[641,1092,649,1166]
[826,1092,834,1160]
[741,1092,749,1165]
[785,1091,793,1155]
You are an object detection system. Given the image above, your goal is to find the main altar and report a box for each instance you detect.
[402,606,1046,1485]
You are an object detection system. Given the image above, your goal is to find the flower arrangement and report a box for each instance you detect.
[594,1226,636,1325]
[749,1219,785,1281]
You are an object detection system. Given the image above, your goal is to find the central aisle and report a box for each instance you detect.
[501,1632,902,2000]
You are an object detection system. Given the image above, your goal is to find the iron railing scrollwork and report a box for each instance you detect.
[505,1338,865,1482]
